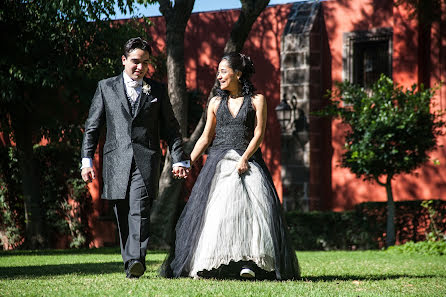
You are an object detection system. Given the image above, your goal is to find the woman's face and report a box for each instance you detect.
[217,59,240,92]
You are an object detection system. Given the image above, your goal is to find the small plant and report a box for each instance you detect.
[387,240,446,256]
[421,200,446,242]
[386,200,446,255]
[0,147,24,249]
[65,178,91,248]
[0,181,23,249]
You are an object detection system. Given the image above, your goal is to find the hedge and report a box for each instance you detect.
[286,200,446,250]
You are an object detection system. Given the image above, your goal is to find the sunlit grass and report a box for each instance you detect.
[0,248,445,296]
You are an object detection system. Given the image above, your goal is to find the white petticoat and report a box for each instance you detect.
[189,150,275,277]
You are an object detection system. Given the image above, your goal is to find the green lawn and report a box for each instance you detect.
[0,248,445,296]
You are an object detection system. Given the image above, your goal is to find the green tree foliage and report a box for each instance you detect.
[1,0,152,140]
[0,0,151,248]
[323,75,445,246]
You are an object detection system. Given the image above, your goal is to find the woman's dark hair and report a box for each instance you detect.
[123,37,152,57]
[215,52,256,98]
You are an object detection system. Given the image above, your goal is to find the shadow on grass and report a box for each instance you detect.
[1,263,438,281]
[0,248,168,257]
[302,275,439,282]
[0,260,163,279]
[201,274,440,282]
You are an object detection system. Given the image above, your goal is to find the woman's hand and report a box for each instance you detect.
[236,157,249,175]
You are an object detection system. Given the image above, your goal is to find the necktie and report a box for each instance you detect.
[126,80,140,102]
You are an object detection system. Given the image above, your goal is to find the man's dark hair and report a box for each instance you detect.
[123,37,152,57]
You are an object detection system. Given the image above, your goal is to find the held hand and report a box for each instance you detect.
[81,167,96,183]
[172,166,190,179]
[236,157,249,175]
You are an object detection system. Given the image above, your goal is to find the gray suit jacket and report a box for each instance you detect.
[81,73,188,200]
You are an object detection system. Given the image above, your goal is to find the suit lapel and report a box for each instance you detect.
[135,91,149,117]
[112,74,131,116]
[134,79,152,117]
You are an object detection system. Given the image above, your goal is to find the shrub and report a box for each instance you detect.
[286,200,446,250]
[0,147,24,249]
[286,209,381,250]
[0,144,92,249]
[387,240,446,256]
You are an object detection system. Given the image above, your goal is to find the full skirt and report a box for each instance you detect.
[161,148,300,280]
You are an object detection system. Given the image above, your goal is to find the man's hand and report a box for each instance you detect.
[81,167,96,183]
[172,166,190,179]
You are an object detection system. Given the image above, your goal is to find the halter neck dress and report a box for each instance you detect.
[161,95,300,280]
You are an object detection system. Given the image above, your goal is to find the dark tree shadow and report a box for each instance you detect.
[0,247,167,257]
[0,262,124,279]
[0,259,165,279]
[302,274,439,282]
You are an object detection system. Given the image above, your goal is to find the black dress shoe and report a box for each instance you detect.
[126,259,145,279]
[126,272,139,279]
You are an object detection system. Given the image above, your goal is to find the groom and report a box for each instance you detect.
[81,37,189,279]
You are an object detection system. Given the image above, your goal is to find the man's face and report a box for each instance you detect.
[122,49,150,80]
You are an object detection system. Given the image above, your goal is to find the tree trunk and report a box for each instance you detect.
[151,0,271,247]
[158,0,195,137]
[165,25,189,137]
[224,0,271,53]
[149,151,184,247]
[149,0,195,247]
[385,175,396,247]
[10,105,46,249]
[418,19,431,88]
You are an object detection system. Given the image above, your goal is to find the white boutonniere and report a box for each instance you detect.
[142,82,151,95]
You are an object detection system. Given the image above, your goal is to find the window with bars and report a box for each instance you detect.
[343,28,393,88]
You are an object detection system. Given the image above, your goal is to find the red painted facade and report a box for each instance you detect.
[146,4,292,198]
[322,0,446,210]
[143,1,445,210]
[86,5,293,247]
[2,1,444,248]
[83,1,446,247]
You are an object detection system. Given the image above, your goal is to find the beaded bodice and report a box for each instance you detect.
[211,95,256,151]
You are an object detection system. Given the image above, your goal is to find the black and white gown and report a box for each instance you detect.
[161,95,300,280]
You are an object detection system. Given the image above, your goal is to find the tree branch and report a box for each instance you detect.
[158,0,173,19]
[374,176,387,187]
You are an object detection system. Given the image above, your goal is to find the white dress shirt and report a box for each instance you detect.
[123,71,143,101]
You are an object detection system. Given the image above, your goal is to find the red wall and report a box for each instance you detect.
[86,4,293,247]
[323,0,446,210]
[146,4,294,198]
[86,1,446,247]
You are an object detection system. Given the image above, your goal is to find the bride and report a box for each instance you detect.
[162,52,300,280]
